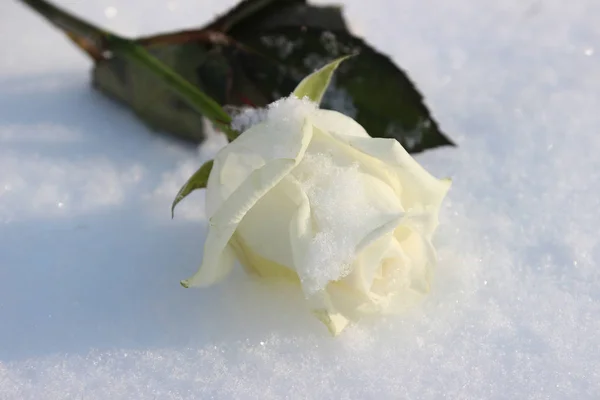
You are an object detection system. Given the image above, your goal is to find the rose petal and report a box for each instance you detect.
[182,121,313,287]
[310,109,371,139]
[328,134,451,235]
[235,176,306,272]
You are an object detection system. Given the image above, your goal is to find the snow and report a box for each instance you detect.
[230,96,317,136]
[1,0,600,399]
[296,152,366,293]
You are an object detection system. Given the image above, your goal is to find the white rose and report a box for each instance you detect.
[183,97,450,335]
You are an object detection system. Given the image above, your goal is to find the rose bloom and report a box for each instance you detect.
[183,97,450,335]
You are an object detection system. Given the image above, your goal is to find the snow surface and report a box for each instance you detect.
[2,0,600,398]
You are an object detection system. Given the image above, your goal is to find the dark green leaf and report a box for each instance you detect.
[222,0,348,33]
[231,27,454,152]
[171,160,214,218]
[20,0,455,153]
[93,44,210,142]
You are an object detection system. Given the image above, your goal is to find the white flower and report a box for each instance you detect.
[183,97,450,335]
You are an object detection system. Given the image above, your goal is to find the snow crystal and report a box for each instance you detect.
[296,154,365,291]
[231,95,317,134]
[292,151,402,294]
[266,96,318,123]
[229,106,268,133]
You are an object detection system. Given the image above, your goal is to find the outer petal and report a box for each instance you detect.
[234,176,308,274]
[328,134,451,236]
[312,298,350,336]
[288,128,405,294]
[308,110,450,218]
[308,216,404,336]
[229,233,299,282]
[182,121,313,287]
[395,226,437,295]
[321,224,437,331]
[344,230,401,297]
[205,117,313,218]
[311,109,370,138]
[384,226,437,312]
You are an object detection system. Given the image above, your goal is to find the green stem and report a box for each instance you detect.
[18,0,237,141]
[105,35,236,139]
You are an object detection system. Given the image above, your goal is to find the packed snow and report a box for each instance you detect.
[1,0,600,399]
